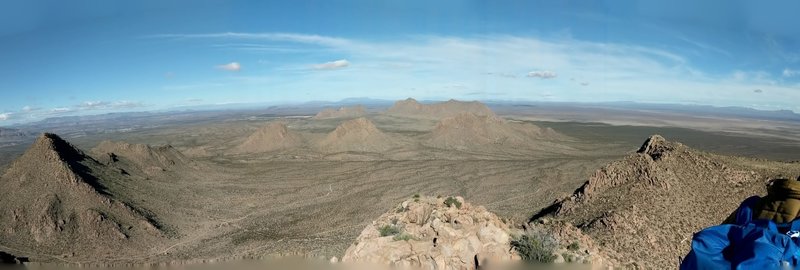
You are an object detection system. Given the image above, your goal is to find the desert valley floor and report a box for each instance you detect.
[1,99,800,268]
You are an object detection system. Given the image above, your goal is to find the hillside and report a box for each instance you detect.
[92,140,190,175]
[0,133,164,262]
[229,122,304,154]
[312,105,367,120]
[385,98,495,119]
[531,135,800,268]
[317,118,395,153]
[427,112,564,151]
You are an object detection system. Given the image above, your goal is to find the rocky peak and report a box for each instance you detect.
[637,134,677,160]
[332,117,380,136]
[28,133,87,163]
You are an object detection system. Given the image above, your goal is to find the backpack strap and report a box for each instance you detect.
[735,196,762,225]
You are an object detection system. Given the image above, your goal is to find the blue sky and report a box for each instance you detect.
[1,0,799,124]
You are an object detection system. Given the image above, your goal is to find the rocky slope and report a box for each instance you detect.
[0,133,164,262]
[313,105,367,120]
[427,112,564,151]
[531,135,800,268]
[318,118,395,153]
[229,122,304,154]
[92,140,190,175]
[342,196,519,269]
[385,98,495,119]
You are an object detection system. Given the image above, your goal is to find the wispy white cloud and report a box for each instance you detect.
[527,70,558,79]
[50,107,72,113]
[109,101,145,109]
[145,32,800,112]
[150,32,351,47]
[21,105,39,112]
[77,100,145,110]
[0,113,10,121]
[784,68,800,77]
[217,62,241,71]
[79,101,109,109]
[313,59,349,70]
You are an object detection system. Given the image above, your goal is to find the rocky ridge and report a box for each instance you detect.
[313,105,367,120]
[427,112,563,150]
[0,133,164,262]
[531,135,800,268]
[92,140,190,175]
[385,98,495,119]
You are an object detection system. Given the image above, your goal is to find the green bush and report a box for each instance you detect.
[444,197,462,209]
[511,230,558,263]
[378,225,400,237]
[393,233,414,241]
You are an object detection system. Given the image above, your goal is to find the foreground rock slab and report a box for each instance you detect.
[342,196,519,270]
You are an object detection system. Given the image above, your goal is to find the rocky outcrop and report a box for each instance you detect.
[313,105,367,120]
[342,196,520,269]
[385,98,495,119]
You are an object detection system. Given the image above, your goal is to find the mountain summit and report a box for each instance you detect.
[318,118,394,152]
[230,122,304,154]
[0,133,163,262]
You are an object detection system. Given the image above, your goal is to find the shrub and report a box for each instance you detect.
[444,197,462,209]
[393,233,415,241]
[511,230,558,263]
[378,225,400,237]
[567,242,580,251]
[562,253,575,263]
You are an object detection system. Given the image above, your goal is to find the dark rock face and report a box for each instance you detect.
[0,251,28,264]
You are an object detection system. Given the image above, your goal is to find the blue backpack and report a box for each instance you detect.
[681,196,800,269]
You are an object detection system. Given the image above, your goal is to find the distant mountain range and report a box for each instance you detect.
[2,99,798,138]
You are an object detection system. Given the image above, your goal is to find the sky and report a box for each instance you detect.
[1,0,799,125]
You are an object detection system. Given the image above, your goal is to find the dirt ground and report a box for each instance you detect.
[1,109,798,265]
